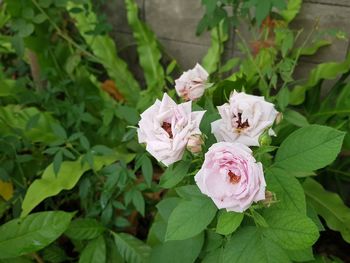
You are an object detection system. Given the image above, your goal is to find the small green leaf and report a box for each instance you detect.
[132,190,145,216]
[160,161,191,189]
[65,218,105,240]
[79,235,106,263]
[0,211,73,258]
[166,197,217,241]
[141,155,153,187]
[216,210,243,235]
[283,109,309,127]
[113,232,151,263]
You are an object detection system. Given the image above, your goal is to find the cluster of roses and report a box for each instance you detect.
[137,64,278,213]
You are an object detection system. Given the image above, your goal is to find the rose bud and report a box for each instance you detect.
[175,63,209,101]
[187,134,203,154]
[211,90,278,146]
[195,142,266,213]
[137,93,205,166]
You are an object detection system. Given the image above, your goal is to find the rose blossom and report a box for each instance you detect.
[137,93,205,166]
[194,142,266,212]
[175,63,209,101]
[211,90,278,146]
[187,134,203,154]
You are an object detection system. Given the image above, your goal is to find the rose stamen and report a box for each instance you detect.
[161,122,173,138]
[228,170,241,184]
[235,113,249,129]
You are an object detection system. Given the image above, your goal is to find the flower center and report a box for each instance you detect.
[235,113,249,129]
[161,122,173,138]
[228,170,241,184]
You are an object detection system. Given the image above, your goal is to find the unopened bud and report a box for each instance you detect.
[259,131,272,146]
[187,135,203,154]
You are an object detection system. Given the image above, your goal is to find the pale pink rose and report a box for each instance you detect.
[194,142,266,212]
[138,93,205,166]
[211,90,278,146]
[175,63,209,101]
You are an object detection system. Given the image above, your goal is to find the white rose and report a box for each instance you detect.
[175,63,209,101]
[211,90,278,146]
[138,93,205,166]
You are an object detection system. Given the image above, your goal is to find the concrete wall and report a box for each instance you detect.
[103,0,350,75]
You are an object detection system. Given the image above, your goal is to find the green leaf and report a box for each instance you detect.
[255,1,271,26]
[156,197,181,221]
[265,168,306,214]
[216,210,244,235]
[292,40,332,58]
[141,155,153,187]
[79,236,106,263]
[132,190,145,216]
[67,1,140,106]
[113,232,151,263]
[303,178,350,243]
[0,211,73,258]
[280,0,302,23]
[219,58,240,73]
[21,154,120,217]
[166,197,217,241]
[150,233,204,263]
[65,218,105,240]
[286,248,314,262]
[159,161,191,189]
[223,227,290,263]
[125,0,165,108]
[274,125,345,173]
[283,109,309,127]
[0,105,58,143]
[202,20,228,74]
[263,209,319,250]
[290,53,350,105]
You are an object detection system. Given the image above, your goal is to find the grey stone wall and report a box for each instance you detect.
[104,0,350,74]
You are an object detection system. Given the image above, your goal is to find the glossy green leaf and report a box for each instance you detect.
[65,218,105,240]
[290,53,350,105]
[0,105,58,143]
[0,211,73,259]
[280,0,302,23]
[286,248,314,262]
[274,125,345,173]
[125,0,165,108]
[79,236,106,263]
[266,168,306,214]
[202,20,228,74]
[223,227,290,263]
[113,232,151,263]
[21,154,121,217]
[67,1,140,105]
[216,210,243,235]
[283,109,309,127]
[303,178,350,243]
[166,197,217,241]
[263,209,319,250]
[159,161,191,189]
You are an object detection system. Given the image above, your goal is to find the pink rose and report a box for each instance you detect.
[175,63,209,101]
[211,91,278,146]
[194,142,266,212]
[187,134,203,154]
[138,93,205,166]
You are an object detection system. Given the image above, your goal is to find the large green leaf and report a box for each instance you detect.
[265,168,306,214]
[79,235,106,263]
[165,197,217,241]
[290,53,350,105]
[273,125,345,173]
[223,227,290,263]
[0,211,73,259]
[125,0,165,108]
[21,154,121,217]
[67,1,140,105]
[150,233,204,263]
[263,209,319,250]
[202,20,228,74]
[0,105,57,143]
[65,218,105,240]
[113,232,151,263]
[159,161,191,189]
[303,178,350,243]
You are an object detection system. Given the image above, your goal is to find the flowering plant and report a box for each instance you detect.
[138,64,346,262]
